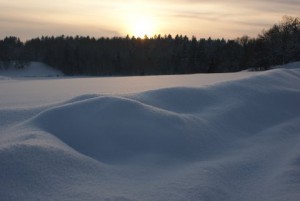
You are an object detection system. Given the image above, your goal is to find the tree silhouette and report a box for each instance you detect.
[0,16,299,75]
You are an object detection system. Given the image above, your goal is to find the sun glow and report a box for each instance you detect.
[131,17,156,38]
[120,2,158,38]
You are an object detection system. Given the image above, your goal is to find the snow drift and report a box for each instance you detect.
[1,66,300,201]
[0,62,63,78]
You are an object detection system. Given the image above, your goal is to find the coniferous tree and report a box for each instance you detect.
[0,15,299,74]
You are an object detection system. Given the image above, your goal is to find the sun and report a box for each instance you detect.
[131,17,155,38]
[119,3,158,38]
[124,13,156,38]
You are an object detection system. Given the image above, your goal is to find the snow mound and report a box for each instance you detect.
[273,61,300,69]
[1,67,300,201]
[0,62,63,78]
[32,95,213,164]
[0,75,11,80]
[30,69,300,164]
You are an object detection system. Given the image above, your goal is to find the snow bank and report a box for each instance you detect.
[273,61,300,69]
[0,62,63,78]
[1,65,300,201]
[0,75,11,80]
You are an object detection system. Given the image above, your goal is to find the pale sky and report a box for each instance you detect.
[0,0,299,40]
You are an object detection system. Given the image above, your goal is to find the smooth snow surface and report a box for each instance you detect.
[1,64,300,201]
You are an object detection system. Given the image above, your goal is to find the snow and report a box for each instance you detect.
[1,63,300,201]
[0,62,63,78]
[273,61,300,69]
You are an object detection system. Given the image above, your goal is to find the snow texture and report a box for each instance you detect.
[1,62,300,201]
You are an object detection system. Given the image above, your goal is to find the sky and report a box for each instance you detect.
[0,0,299,40]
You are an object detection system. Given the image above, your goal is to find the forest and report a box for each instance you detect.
[0,16,299,75]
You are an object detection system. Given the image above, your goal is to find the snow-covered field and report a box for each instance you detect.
[1,63,300,201]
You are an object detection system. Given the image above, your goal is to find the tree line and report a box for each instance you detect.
[0,16,299,75]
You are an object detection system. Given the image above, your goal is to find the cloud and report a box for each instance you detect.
[162,0,299,4]
[153,0,299,37]
[0,16,120,41]
[156,0,299,14]
[0,0,299,39]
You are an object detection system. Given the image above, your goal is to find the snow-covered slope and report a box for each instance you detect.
[0,66,300,201]
[274,61,300,69]
[0,62,63,78]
